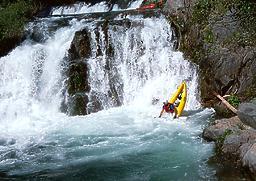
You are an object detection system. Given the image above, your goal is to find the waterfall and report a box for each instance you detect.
[0,2,201,132]
[75,15,201,114]
[0,1,215,179]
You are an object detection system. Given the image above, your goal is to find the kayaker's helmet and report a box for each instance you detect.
[163,100,168,105]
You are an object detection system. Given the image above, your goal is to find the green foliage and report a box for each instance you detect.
[192,0,215,24]
[203,26,214,44]
[216,129,233,154]
[217,129,233,144]
[192,0,256,46]
[0,0,34,40]
[228,94,240,108]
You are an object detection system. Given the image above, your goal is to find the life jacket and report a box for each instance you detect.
[163,103,174,113]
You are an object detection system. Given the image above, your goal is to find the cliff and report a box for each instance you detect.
[165,0,256,176]
[165,0,256,116]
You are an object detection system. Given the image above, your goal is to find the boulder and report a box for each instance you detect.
[238,103,256,129]
[203,115,256,175]
[221,129,256,159]
[242,143,256,174]
[203,116,243,141]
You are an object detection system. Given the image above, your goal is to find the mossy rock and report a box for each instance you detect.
[67,62,90,95]
[67,93,89,116]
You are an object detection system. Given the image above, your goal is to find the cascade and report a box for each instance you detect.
[62,14,200,115]
[0,1,216,179]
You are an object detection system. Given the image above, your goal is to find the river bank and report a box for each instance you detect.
[203,100,256,178]
[164,0,256,177]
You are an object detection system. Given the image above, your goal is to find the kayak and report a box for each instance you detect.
[138,3,156,10]
[168,81,187,117]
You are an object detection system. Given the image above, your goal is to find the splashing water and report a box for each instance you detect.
[51,0,144,15]
[0,1,217,180]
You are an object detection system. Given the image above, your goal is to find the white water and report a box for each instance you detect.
[51,0,144,15]
[0,1,215,179]
[86,15,200,111]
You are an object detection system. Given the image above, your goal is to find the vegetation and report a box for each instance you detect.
[216,129,233,145]
[192,0,256,46]
[0,0,79,56]
[0,0,34,40]
[228,94,240,108]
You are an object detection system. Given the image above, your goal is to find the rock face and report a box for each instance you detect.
[203,115,256,176]
[203,116,243,141]
[166,0,256,109]
[62,29,91,116]
[222,129,256,159]
[242,143,256,174]
[238,102,256,129]
[62,18,132,115]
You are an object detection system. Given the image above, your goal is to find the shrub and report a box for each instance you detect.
[228,94,240,108]
[0,0,34,40]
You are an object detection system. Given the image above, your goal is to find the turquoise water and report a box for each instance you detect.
[0,1,220,180]
[0,107,217,180]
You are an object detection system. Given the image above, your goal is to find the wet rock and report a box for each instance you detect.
[63,28,91,116]
[86,91,104,114]
[0,138,16,146]
[68,29,91,60]
[221,129,256,159]
[203,116,243,141]
[67,62,90,95]
[238,103,256,129]
[67,93,89,116]
[242,143,256,174]
[203,115,256,175]
[175,0,256,106]
[0,139,7,146]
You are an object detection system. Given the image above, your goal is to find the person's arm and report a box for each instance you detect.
[159,108,165,118]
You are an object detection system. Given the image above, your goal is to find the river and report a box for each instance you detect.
[0,1,219,180]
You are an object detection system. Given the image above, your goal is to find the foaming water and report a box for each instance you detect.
[0,1,216,179]
[51,0,143,15]
[0,106,216,179]
[86,15,200,112]
[0,19,86,139]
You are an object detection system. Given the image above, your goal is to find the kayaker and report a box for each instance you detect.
[158,100,178,118]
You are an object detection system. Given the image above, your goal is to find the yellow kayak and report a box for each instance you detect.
[168,81,187,117]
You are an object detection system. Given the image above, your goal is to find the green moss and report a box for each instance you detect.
[217,129,233,144]
[191,0,256,46]
[203,26,215,44]
[216,129,233,153]
[192,0,215,25]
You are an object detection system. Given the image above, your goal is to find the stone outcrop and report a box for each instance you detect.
[242,143,256,174]
[203,115,256,176]
[222,129,256,159]
[238,102,256,129]
[165,0,256,113]
[203,116,243,141]
[62,29,91,116]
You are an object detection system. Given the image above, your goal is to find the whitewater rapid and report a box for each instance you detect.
[0,1,216,180]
